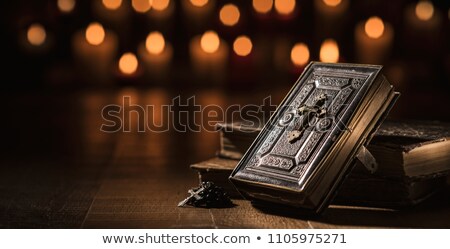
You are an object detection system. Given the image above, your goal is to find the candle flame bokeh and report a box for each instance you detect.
[290,43,310,66]
[190,0,208,7]
[252,0,273,14]
[27,24,46,46]
[233,36,252,56]
[57,0,76,13]
[365,16,385,39]
[415,1,434,21]
[151,0,170,11]
[146,31,165,55]
[323,0,341,7]
[102,0,122,10]
[320,39,339,63]
[119,53,139,74]
[274,0,295,15]
[219,4,240,26]
[85,22,105,46]
[132,0,152,13]
[200,31,220,53]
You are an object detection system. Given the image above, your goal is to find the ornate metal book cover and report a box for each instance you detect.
[229,62,398,214]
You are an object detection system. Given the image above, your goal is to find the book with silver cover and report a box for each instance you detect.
[229,62,399,214]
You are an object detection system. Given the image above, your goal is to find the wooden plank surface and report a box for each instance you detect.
[1,90,449,228]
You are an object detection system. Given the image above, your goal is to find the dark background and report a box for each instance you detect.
[0,0,449,228]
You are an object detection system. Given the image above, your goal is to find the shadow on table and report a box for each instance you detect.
[252,187,450,228]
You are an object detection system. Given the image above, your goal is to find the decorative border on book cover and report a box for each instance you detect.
[242,67,375,183]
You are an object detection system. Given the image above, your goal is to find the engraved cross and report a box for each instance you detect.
[287,94,328,143]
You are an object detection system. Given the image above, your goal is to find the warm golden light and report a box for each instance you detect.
[233,36,252,56]
[152,0,169,11]
[85,22,105,46]
[200,31,220,53]
[364,16,385,39]
[146,31,165,55]
[219,4,240,26]
[132,0,152,13]
[415,1,434,21]
[274,0,295,15]
[252,0,273,14]
[119,53,138,74]
[320,39,339,63]
[27,24,46,46]
[57,0,76,13]
[102,0,122,10]
[290,43,310,66]
[190,0,208,7]
[323,0,342,7]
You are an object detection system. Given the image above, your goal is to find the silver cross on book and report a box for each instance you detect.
[229,62,399,214]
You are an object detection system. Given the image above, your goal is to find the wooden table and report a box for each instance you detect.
[0,88,449,228]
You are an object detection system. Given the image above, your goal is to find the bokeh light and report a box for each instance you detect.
[57,0,76,13]
[415,1,434,21]
[102,0,122,10]
[274,0,295,15]
[119,53,139,74]
[365,16,385,39]
[190,0,208,7]
[323,0,341,7]
[132,0,152,13]
[200,31,220,53]
[290,43,310,66]
[233,36,253,56]
[152,0,170,11]
[320,39,339,63]
[220,4,240,26]
[27,24,46,46]
[146,31,166,55]
[252,0,273,14]
[85,22,105,46]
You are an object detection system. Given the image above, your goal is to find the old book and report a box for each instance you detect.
[334,163,446,208]
[229,62,398,213]
[217,120,450,179]
[357,120,450,178]
[194,120,450,206]
[191,157,447,207]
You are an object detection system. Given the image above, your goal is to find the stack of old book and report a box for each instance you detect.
[191,120,450,208]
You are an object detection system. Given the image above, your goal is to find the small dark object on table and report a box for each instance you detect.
[178,181,233,208]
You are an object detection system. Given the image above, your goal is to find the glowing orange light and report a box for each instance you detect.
[146,31,165,55]
[274,0,295,15]
[320,39,339,63]
[415,1,434,21]
[57,0,76,13]
[200,31,220,53]
[190,0,208,7]
[132,0,152,13]
[220,4,240,26]
[85,22,105,46]
[364,16,385,39]
[152,0,170,11]
[119,53,138,74]
[233,36,252,56]
[252,0,273,14]
[290,43,310,66]
[102,0,122,10]
[323,0,341,7]
[27,24,46,46]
